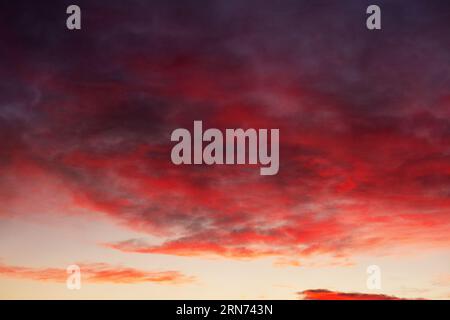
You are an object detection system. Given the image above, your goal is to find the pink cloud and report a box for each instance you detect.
[0,261,194,285]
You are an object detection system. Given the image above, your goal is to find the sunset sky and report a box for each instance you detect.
[0,0,449,299]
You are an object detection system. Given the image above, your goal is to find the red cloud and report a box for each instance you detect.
[104,238,281,259]
[1,0,450,266]
[298,289,417,300]
[0,262,194,285]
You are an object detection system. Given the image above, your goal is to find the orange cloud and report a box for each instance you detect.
[0,262,194,285]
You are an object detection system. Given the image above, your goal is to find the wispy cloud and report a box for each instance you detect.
[0,262,194,284]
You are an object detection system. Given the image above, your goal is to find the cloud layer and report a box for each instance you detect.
[0,1,449,266]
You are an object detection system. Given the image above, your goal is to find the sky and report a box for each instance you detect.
[0,0,449,299]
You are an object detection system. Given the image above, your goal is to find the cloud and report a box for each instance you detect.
[297,289,420,300]
[1,0,450,264]
[0,261,194,285]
